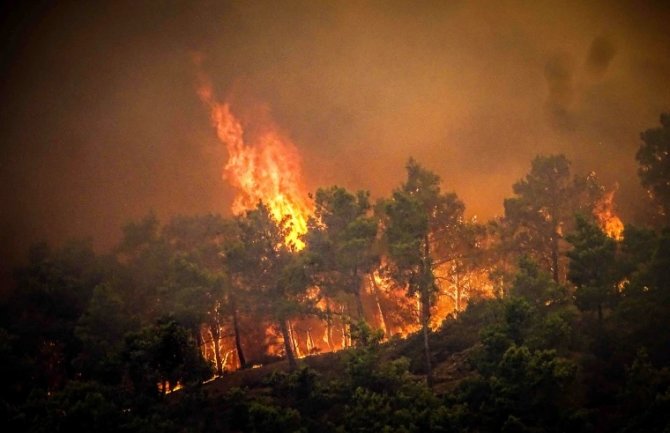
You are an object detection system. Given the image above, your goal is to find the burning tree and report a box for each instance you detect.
[382,158,465,386]
[226,203,312,370]
[160,214,239,375]
[434,220,491,318]
[304,186,379,338]
[502,155,603,284]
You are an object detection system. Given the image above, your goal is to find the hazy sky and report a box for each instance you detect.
[1,0,669,279]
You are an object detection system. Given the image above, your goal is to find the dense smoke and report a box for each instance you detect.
[1,0,669,284]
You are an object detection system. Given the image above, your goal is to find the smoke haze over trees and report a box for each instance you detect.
[1,2,670,432]
[1,0,670,283]
[2,129,670,430]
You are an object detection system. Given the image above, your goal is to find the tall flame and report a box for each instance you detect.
[594,188,624,240]
[197,78,311,249]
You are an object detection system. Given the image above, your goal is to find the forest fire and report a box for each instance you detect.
[193,81,497,371]
[594,188,625,240]
[196,77,312,249]
[193,72,625,377]
[6,3,670,430]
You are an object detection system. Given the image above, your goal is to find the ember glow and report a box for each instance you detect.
[197,76,312,249]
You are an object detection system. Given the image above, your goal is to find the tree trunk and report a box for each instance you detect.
[354,290,365,321]
[210,322,223,376]
[289,320,302,358]
[454,268,461,317]
[597,303,603,323]
[353,267,365,320]
[422,235,434,387]
[195,326,206,360]
[279,318,297,370]
[455,286,461,317]
[421,286,433,387]
[551,234,560,283]
[325,298,334,351]
[306,329,315,354]
[195,326,203,350]
[230,296,246,369]
[369,274,390,337]
[341,305,349,348]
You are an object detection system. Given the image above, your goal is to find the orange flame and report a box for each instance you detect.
[197,77,311,249]
[594,188,624,240]
[192,64,499,370]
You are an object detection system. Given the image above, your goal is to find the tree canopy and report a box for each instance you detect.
[3,116,670,432]
[637,113,670,224]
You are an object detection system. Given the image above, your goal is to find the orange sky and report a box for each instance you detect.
[1,0,669,280]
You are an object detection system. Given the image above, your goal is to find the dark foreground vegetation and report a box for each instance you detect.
[2,115,670,432]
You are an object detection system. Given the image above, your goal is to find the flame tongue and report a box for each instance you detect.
[198,81,311,249]
[594,189,624,240]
